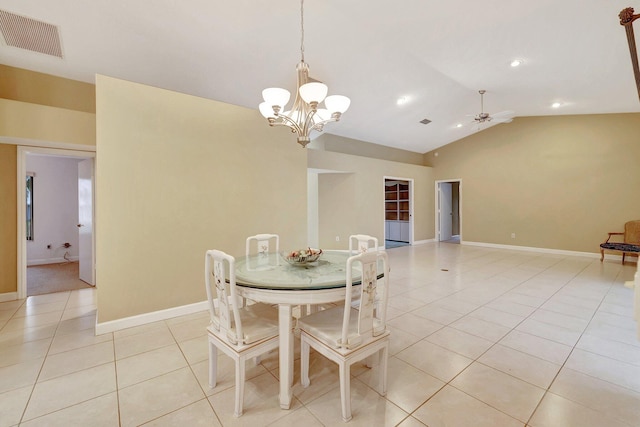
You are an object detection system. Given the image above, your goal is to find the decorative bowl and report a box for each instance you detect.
[282,248,323,265]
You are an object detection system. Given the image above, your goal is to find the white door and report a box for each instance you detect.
[78,159,94,285]
[439,183,453,241]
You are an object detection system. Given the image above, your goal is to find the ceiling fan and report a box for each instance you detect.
[468,90,514,125]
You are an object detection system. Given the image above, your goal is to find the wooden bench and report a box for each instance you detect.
[600,220,640,264]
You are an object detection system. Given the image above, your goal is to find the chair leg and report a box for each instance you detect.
[234,357,245,417]
[623,253,626,265]
[339,362,352,422]
[378,345,389,396]
[208,340,217,388]
[301,337,310,388]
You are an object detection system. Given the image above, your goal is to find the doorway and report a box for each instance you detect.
[436,180,461,243]
[17,146,95,299]
[384,177,413,248]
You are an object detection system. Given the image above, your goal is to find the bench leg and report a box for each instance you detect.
[600,249,604,262]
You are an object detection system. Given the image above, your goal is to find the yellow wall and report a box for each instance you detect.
[312,133,425,166]
[425,113,640,253]
[0,68,96,297]
[308,148,434,248]
[95,75,308,323]
[0,99,95,145]
[0,64,95,113]
[0,144,17,294]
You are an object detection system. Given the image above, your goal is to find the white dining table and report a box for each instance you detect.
[234,250,374,410]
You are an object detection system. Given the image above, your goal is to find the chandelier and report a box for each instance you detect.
[258,0,350,147]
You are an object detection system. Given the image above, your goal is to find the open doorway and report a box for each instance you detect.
[436,180,461,243]
[384,177,413,248]
[17,147,95,299]
[25,154,91,295]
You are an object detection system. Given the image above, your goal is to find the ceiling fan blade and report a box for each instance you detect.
[492,117,513,123]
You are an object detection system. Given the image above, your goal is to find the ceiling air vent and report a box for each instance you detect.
[419,118,432,125]
[0,10,63,58]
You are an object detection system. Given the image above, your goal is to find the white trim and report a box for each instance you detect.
[95,300,209,335]
[462,241,608,259]
[413,239,435,245]
[383,175,414,245]
[1,136,95,152]
[435,179,462,243]
[0,292,18,302]
[17,146,96,300]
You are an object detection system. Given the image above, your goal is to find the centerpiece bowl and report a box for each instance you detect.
[282,248,323,266]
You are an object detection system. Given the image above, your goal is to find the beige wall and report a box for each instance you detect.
[95,75,308,323]
[0,99,95,146]
[0,144,17,294]
[312,133,425,166]
[308,148,434,249]
[425,113,640,253]
[0,68,96,297]
[0,64,95,113]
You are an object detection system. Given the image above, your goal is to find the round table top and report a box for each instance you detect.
[235,251,363,291]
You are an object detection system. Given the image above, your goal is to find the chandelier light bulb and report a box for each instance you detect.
[325,95,351,114]
[258,102,275,118]
[262,88,291,110]
[299,82,328,104]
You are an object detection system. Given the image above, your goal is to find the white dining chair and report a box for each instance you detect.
[246,233,279,257]
[298,250,391,422]
[204,249,280,417]
[348,234,380,311]
[349,234,379,255]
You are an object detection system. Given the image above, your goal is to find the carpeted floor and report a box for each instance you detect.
[27,262,93,296]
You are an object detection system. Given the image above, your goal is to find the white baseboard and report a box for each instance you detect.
[95,300,209,336]
[28,257,79,266]
[0,292,18,302]
[461,241,635,261]
[413,239,435,245]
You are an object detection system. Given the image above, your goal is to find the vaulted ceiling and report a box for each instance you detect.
[1,0,638,153]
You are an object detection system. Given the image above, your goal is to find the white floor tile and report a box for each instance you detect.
[20,392,120,427]
[550,368,640,427]
[23,363,117,421]
[3,245,639,426]
[529,392,631,427]
[478,344,561,389]
[412,385,523,427]
[396,340,473,382]
[451,362,545,423]
[118,367,204,427]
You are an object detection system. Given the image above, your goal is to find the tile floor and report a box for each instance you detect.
[1,243,639,426]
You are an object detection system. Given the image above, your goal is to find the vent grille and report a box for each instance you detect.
[0,10,63,58]
[419,118,432,125]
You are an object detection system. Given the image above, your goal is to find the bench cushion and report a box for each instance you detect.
[600,242,640,253]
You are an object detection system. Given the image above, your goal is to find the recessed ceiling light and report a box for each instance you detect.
[551,102,561,108]
[510,59,523,67]
[397,96,408,105]
[456,123,463,128]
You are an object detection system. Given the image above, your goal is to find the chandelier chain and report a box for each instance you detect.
[300,0,305,62]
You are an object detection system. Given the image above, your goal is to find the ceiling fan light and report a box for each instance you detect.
[325,95,351,113]
[262,88,291,108]
[299,82,328,104]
